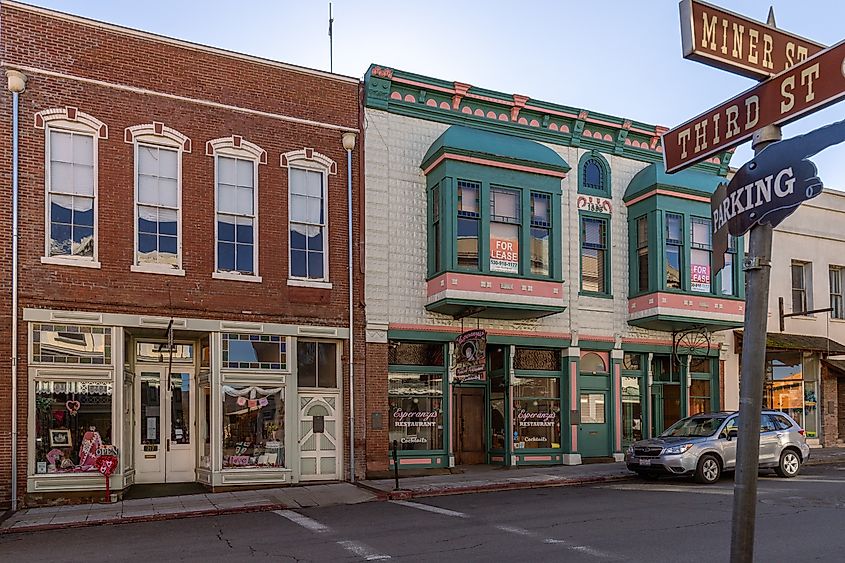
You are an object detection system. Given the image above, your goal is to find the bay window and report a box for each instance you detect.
[665,213,683,290]
[530,193,551,276]
[489,187,521,274]
[457,180,481,270]
[690,217,712,293]
[636,216,649,293]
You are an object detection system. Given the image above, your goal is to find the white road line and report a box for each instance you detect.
[787,477,845,483]
[336,540,392,560]
[273,510,330,533]
[389,500,468,518]
[598,484,733,495]
[497,524,614,559]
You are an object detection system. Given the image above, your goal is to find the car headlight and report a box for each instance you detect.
[626,446,634,456]
[663,444,693,455]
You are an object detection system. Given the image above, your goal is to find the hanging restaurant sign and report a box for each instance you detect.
[663,38,845,173]
[453,329,487,382]
[680,0,824,80]
[711,118,845,272]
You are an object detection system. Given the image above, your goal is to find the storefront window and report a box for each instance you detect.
[514,348,561,371]
[513,377,560,449]
[690,379,711,415]
[490,374,506,450]
[32,324,112,365]
[388,341,444,367]
[136,342,193,363]
[763,351,819,437]
[34,380,113,474]
[388,372,444,451]
[222,333,286,370]
[199,384,211,469]
[222,386,284,468]
[622,376,642,444]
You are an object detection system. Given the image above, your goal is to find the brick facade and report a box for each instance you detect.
[0,2,364,507]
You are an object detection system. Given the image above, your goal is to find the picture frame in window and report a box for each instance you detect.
[50,428,72,448]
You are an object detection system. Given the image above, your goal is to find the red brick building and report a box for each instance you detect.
[0,1,364,508]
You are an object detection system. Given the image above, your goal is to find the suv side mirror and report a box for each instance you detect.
[726,429,738,441]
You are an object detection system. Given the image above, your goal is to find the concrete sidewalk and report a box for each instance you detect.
[3,446,843,534]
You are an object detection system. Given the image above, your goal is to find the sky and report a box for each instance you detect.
[23,0,845,189]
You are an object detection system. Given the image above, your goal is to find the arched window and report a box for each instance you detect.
[580,352,607,374]
[578,152,610,197]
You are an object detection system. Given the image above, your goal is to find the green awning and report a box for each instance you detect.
[421,125,569,173]
[624,162,725,202]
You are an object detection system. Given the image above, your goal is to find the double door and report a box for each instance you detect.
[135,366,195,483]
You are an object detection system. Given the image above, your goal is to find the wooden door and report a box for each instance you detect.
[453,387,485,465]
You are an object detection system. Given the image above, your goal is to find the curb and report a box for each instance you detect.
[0,502,287,535]
[357,473,633,501]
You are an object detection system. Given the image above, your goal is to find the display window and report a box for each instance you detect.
[222,385,285,468]
[222,333,286,370]
[32,324,112,365]
[34,380,113,474]
[388,372,444,451]
[512,377,561,449]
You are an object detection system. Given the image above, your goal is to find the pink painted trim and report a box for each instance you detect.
[522,455,553,461]
[625,188,711,207]
[422,152,567,178]
[399,458,435,465]
[392,76,453,94]
[389,323,571,341]
[570,361,578,451]
[491,456,505,462]
[614,363,622,451]
[628,292,745,316]
[427,272,564,299]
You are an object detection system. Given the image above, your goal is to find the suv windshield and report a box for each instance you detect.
[660,415,727,438]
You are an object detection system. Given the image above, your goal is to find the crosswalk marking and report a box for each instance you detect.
[337,540,392,561]
[273,510,330,533]
[496,524,615,559]
[390,500,468,518]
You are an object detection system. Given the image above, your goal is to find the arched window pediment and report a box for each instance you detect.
[35,107,108,139]
[206,136,267,164]
[125,122,191,152]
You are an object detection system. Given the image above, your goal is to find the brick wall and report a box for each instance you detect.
[0,3,364,506]
[821,365,839,447]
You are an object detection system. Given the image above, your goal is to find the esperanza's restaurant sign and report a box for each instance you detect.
[516,410,557,427]
[454,329,487,382]
[392,409,439,427]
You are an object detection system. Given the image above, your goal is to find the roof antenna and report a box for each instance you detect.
[328,2,334,72]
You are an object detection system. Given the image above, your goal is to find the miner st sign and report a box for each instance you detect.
[711,118,845,272]
[680,0,824,80]
[663,38,845,173]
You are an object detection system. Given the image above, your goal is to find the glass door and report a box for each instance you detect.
[135,366,195,483]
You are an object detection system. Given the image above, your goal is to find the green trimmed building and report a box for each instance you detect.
[361,64,744,475]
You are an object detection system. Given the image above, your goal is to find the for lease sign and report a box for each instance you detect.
[663,39,845,173]
[490,238,518,273]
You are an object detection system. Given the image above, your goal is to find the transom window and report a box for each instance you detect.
[136,144,180,269]
[216,156,257,275]
[222,333,286,370]
[47,130,96,260]
[289,168,327,280]
[297,341,338,388]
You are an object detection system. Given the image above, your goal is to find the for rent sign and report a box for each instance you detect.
[680,0,824,80]
[663,38,845,173]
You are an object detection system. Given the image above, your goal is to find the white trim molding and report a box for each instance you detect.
[206,135,267,164]
[125,122,192,152]
[34,106,108,139]
[280,148,337,175]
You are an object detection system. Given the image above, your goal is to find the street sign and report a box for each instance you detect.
[663,38,845,173]
[711,118,845,272]
[680,0,824,80]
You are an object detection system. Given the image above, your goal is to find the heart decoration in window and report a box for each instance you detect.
[66,400,81,415]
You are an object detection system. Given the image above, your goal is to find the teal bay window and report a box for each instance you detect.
[423,127,567,282]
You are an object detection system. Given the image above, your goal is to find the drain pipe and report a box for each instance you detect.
[341,131,356,481]
[7,69,27,512]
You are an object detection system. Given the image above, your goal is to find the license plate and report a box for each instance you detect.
[638,458,652,466]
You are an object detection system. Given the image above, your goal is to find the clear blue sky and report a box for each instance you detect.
[24,0,845,188]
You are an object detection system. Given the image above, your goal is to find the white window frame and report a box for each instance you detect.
[791,260,813,315]
[295,339,341,390]
[281,149,337,289]
[207,137,266,283]
[126,123,190,276]
[830,266,844,320]
[36,108,107,269]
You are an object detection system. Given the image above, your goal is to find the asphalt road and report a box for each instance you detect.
[3,463,845,562]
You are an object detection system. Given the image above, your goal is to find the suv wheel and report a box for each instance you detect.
[775,449,801,478]
[695,454,721,484]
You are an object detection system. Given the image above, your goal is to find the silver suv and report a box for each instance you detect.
[625,411,811,484]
